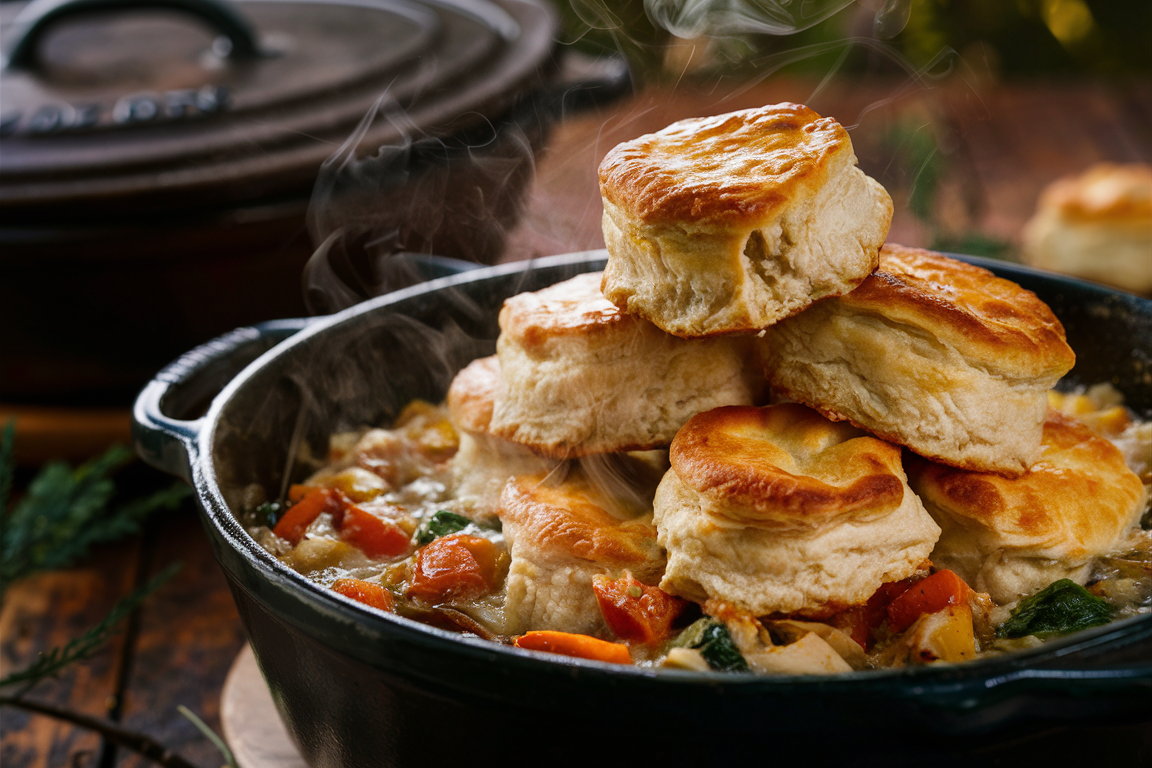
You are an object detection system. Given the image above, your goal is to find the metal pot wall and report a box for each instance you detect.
[0,0,626,405]
[133,251,1152,767]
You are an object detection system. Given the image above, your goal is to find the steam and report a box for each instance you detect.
[283,0,980,520]
[564,0,914,41]
[644,0,858,37]
[303,91,539,314]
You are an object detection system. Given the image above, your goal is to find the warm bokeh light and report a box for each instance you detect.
[1042,0,1097,47]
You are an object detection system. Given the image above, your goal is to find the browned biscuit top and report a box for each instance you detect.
[499,474,660,566]
[498,272,641,349]
[1039,163,1152,224]
[446,355,500,433]
[670,403,906,525]
[841,245,1075,378]
[597,103,850,227]
[910,409,1145,557]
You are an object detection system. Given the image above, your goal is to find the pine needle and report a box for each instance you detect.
[0,562,182,691]
[177,705,238,768]
[0,438,190,597]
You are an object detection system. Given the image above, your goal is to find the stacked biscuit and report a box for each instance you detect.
[445,270,763,634]
[446,103,1144,638]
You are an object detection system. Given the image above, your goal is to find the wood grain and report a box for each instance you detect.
[0,540,141,768]
[114,509,247,768]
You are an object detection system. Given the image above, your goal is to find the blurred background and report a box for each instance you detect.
[543,0,1151,258]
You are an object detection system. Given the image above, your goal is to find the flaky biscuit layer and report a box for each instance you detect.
[762,246,1075,475]
[490,272,764,458]
[598,103,891,336]
[499,471,664,634]
[908,408,1147,605]
[655,404,939,617]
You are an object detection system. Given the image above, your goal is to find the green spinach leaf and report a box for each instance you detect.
[415,510,473,546]
[998,579,1113,639]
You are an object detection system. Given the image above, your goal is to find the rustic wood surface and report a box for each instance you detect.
[2,75,1150,767]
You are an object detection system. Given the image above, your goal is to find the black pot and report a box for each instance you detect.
[133,251,1152,767]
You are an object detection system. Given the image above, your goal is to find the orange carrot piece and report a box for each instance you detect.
[886,570,973,635]
[332,579,395,612]
[406,534,500,604]
[592,572,687,646]
[287,484,313,503]
[514,631,632,664]
[339,505,411,558]
[273,488,345,545]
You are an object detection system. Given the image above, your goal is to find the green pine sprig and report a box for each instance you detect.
[0,423,190,598]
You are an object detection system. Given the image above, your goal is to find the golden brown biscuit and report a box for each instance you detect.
[499,469,665,635]
[598,103,892,337]
[489,272,764,458]
[1022,163,1152,294]
[762,245,1076,476]
[447,355,501,433]
[446,355,556,515]
[654,403,940,618]
[908,408,1147,605]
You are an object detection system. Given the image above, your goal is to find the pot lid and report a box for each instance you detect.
[0,0,559,215]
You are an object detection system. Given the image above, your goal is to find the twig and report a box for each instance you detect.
[0,563,181,691]
[0,696,200,768]
[178,705,238,768]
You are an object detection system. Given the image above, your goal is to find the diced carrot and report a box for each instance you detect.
[339,505,412,558]
[273,488,345,545]
[514,631,632,664]
[332,579,395,612]
[886,569,973,635]
[592,572,687,646]
[406,534,502,604]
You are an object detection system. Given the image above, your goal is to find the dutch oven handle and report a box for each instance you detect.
[133,318,311,483]
[2,0,264,71]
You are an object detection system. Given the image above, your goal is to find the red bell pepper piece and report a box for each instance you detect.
[406,534,501,604]
[273,488,345,545]
[832,577,917,650]
[886,569,973,635]
[592,572,687,646]
[339,505,411,558]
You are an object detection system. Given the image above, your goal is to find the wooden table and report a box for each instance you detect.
[2,75,1150,767]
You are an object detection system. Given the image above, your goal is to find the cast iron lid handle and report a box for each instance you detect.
[2,0,264,71]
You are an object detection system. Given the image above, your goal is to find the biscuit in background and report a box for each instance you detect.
[654,403,939,618]
[1022,162,1152,295]
[762,245,1076,476]
[598,103,891,337]
[490,272,764,458]
[907,408,1147,606]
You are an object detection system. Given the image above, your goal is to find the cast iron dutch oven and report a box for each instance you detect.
[134,251,1152,766]
[0,0,627,403]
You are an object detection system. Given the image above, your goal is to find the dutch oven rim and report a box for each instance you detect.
[132,250,1152,716]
